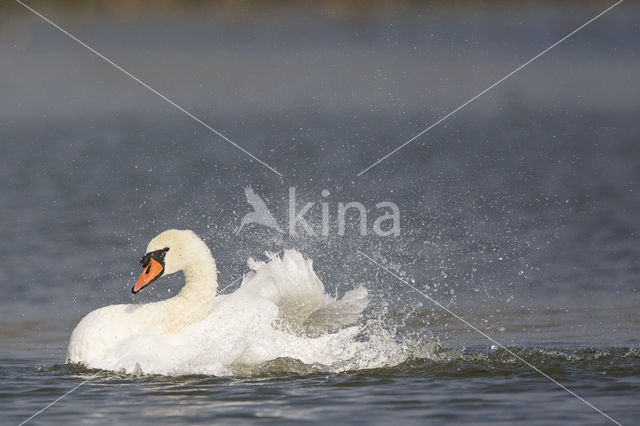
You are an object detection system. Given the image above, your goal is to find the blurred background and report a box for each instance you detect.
[1,0,639,357]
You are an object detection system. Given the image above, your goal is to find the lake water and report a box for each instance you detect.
[1,2,639,425]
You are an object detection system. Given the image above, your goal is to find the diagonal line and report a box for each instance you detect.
[18,371,102,426]
[218,276,243,294]
[357,0,624,176]
[14,0,283,178]
[18,277,243,425]
[357,250,622,426]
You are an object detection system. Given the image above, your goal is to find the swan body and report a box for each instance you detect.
[66,230,369,373]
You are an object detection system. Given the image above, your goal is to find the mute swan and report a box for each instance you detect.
[66,229,368,370]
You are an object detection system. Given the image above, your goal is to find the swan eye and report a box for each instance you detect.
[163,247,170,252]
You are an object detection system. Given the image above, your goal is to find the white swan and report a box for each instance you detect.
[66,229,368,372]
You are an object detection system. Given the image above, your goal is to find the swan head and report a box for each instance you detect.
[133,229,205,294]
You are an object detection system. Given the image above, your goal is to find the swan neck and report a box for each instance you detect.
[146,248,217,334]
[179,250,218,299]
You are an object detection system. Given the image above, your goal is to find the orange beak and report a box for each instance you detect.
[133,258,164,293]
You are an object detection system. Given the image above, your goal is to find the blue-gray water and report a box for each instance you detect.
[1,2,639,425]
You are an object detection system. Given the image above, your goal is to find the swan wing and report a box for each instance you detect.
[238,250,368,333]
[303,286,369,336]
